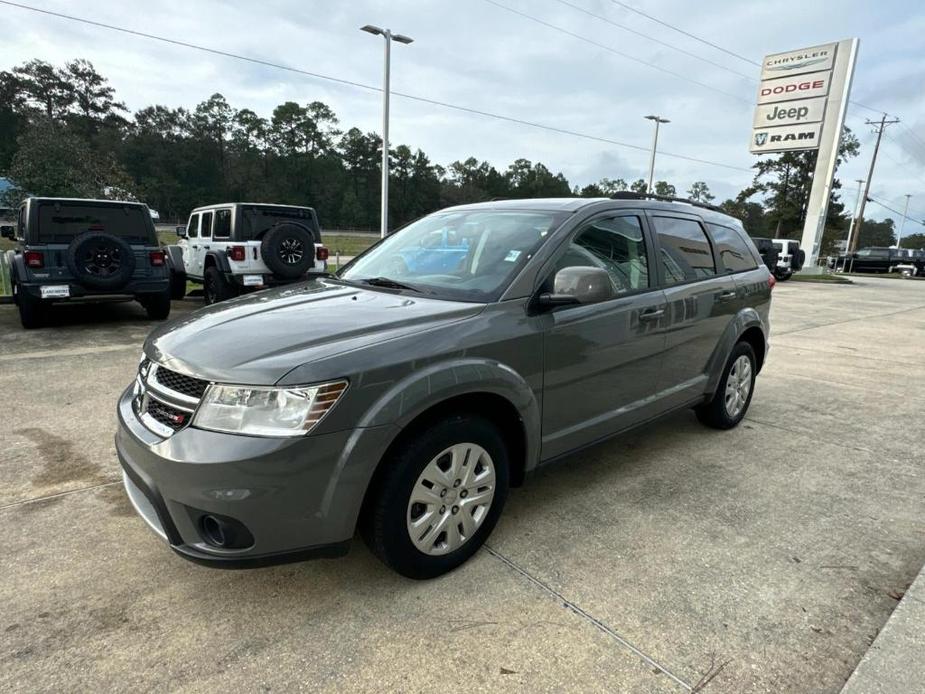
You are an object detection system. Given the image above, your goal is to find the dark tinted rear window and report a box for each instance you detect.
[707,223,758,273]
[240,205,316,240]
[653,216,716,285]
[37,202,154,243]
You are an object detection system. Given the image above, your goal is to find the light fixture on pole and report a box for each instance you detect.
[644,115,669,194]
[361,24,414,238]
[896,194,912,248]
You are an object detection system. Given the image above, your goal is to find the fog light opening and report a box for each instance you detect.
[201,515,227,547]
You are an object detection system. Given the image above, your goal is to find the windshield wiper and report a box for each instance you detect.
[356,276,422,293]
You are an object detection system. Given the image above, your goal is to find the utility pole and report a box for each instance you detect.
[851,115,900,251]
[644,115,669,193]
[842,178,864,271]
[361,25,414,238]
[896,194,912,248]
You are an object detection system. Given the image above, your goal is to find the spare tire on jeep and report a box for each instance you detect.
[260,223,316,279]
[66,232,136,290]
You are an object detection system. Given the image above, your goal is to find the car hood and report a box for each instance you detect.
[145,279,484,384]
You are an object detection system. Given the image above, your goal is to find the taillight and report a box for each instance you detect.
[768,274,776,290]
[229,245,246,262]
[24,251,44,268]
[316,246,329,262]
[149,250,166,266]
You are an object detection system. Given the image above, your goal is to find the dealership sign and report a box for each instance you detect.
[752,96,826,128]
[748,39,859,268]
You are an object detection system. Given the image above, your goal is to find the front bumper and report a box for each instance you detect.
[115,386,394,568]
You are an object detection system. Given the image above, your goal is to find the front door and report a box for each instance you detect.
[541,212,668,460]
[649,213,738,401]
[188,211,212,279]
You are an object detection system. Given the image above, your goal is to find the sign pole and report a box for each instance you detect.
[798,38,859,268]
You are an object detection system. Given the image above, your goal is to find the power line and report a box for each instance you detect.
[865,194,925,226]
[606,0,760,67]
[551,0,755,81]
[0,0,753,173]
[482,0,752,104]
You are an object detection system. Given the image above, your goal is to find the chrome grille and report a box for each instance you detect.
[135,358,207,437]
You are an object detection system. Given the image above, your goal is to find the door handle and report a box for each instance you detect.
[639,308,664,321]
[203,245,210,250]
[191,245,199,249]
[718,290,737,301]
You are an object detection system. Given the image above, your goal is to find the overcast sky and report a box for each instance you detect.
[3,0,925,226]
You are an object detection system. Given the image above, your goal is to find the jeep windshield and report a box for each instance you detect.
[339,209,567,302]
[240,205,316,241]
[36,202,155,244]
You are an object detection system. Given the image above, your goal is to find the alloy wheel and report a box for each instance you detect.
[406,443,496,556]
[278,238,304,264]
[724,355,752,419]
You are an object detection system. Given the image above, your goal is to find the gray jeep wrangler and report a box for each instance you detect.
[1,197,172,329]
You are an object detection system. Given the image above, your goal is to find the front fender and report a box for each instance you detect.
[319,358,541,540]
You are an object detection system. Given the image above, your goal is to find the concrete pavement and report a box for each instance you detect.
[2,276,924,692]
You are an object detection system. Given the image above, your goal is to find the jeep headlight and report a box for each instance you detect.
[193,380,348,437]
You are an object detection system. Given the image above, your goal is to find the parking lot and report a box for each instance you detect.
[2,277,923,692]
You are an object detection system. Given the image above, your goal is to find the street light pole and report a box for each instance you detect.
[644,115,669,194]
[897,194,912,248]
[361,25,413,238]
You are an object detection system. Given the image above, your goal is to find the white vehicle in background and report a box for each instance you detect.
[165,203,329,304]
[752,238,805,280]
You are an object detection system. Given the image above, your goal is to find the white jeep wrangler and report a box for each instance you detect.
[166,203,328,304]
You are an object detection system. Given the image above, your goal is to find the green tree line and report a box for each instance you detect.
[0,58,917,250]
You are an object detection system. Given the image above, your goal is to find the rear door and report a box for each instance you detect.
[540,211,668,459]
[649,213,738,401]
[182,213,200,277]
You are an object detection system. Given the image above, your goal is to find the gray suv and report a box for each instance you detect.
[116,196,772,579]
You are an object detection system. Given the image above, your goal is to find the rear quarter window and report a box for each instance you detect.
[36,203,154,244]
[706,223,759,273]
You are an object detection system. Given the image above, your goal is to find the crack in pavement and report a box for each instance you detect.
[774,303,925,337]
[0,479,121,512]
[483,544,694,691]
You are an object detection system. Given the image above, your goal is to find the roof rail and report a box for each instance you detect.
[609,191,725,214]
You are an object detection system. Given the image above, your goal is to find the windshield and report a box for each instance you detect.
[340,209,566,302]
[240,205,316,241]
[856,249,889,257]
[36,202,154,243]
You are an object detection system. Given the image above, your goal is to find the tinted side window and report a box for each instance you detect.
[653,216,716,285]
[707,223,758,273]
[187,213,200,238]
[200,211,213,239]
[556,215,649,293]
[214,209,232,238]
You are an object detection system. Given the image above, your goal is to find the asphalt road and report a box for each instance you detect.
[2,277,924,692]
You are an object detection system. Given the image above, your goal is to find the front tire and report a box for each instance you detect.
[696,342,757,430]
[361,413,509,579]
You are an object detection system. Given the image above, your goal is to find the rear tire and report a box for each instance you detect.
[169,269,187,300]
[142,290,171,320]
[14,283,43,329]
[203,266,236,305]
[361,413,509,579]
[696,342,757,430]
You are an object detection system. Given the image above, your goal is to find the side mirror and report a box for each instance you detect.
[175,225,187,238]
[538,266,615,308]
[0,225,14,240]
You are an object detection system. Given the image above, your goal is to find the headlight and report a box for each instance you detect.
[193,380,348,437]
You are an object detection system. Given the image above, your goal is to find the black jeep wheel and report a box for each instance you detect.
[14,282,44,329]
[203,266,236,305]
[141,290,172,320]
[169,268,187,300]
[66,232,136,290]
[260,224,316,279]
